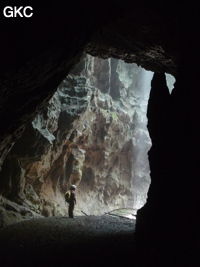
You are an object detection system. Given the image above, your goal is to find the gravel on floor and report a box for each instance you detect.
[0,215,137,267]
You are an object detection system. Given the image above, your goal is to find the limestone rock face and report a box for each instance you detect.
[0,53,151,224]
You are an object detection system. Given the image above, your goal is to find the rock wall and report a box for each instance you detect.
[136,55,200,265]
[0,53,151,225]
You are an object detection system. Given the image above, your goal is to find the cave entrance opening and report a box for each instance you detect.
[30,53,156,220]
[54,53,173,220]
[57,54,154,220]
[0,53,175,226]
[66,54,176,220]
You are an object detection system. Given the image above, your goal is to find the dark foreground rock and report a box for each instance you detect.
[0,215,136,267]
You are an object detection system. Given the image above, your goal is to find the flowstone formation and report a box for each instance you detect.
[0,53,151,225]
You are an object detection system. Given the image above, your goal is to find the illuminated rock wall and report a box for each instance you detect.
[0,53,152,224]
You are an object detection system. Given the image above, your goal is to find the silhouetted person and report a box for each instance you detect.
[68,185,76,218]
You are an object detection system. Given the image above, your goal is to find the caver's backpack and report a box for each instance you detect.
[65,190,71,203]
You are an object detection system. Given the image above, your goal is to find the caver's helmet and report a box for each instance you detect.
[70,185,76,189]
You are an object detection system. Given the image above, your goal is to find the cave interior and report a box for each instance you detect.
[0,0,200,266]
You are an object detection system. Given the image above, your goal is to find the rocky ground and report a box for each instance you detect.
[0,215,137,267]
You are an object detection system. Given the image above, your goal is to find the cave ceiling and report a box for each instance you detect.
[0,0,198,166]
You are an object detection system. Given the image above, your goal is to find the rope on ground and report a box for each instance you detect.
[105,208,136,213]
[104,208,136,220]
[81,210,89,216]
[104,212,132,220]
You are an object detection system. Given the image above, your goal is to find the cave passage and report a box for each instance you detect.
[0,53,175,226]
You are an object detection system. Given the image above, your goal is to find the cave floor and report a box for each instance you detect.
[0,215,136,267]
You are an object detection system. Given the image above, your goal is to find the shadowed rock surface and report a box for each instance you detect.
[0,1,197,166]
[0,215,136,267]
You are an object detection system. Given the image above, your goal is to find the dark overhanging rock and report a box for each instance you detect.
[85,3,180,76]
[0,2,119,167]
[0,1,196,168]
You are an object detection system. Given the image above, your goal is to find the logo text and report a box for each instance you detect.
[3,6,33,18]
